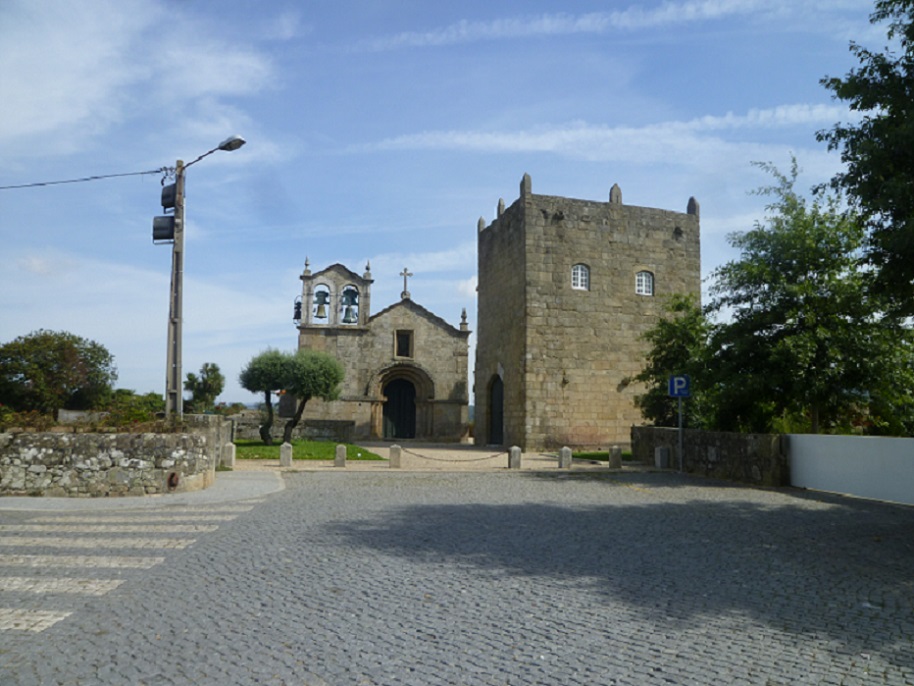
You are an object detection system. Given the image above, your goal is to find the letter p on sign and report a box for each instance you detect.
[668,375,691,398]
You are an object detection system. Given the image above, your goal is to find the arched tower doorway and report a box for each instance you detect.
[488,375,504,445]
[383,378,416,439]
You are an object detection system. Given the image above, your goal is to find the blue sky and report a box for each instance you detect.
[0,0,878,403]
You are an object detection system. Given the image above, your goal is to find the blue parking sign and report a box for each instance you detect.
[668,375,691,398]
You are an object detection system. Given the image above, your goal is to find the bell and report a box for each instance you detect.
[342,305,357,324]
[314,291,330,319]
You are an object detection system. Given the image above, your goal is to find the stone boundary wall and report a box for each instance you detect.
[231,413,354,443]
[0,432,214,497]
[184,414,234,466]
[631,426,789,487]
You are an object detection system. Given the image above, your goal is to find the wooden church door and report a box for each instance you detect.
[383,379,416,439]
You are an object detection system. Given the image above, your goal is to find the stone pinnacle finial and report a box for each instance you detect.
[609,184,622,204]
[364,260,372,278]
[687,196,700,218]
[520,173,532,197]
[460,308,468,332]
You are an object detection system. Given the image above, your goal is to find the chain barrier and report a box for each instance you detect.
[400,447,508,463]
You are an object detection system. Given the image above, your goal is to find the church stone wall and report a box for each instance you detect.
[296,264,470,441]
[475,174,700,451]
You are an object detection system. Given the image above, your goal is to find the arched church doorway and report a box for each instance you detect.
[488,376,504,445]
[383,378,416,439]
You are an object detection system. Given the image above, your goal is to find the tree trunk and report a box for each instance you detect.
[810,403,820,434]
[259,391,274,445]
[283,395,310,444]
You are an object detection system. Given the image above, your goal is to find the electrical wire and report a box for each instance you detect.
[0,167,171,191]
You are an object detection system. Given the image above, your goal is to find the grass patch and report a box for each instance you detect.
[234,439,384,461]
[573,450,634,462]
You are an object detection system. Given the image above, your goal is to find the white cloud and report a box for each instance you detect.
[260,10,307,41]
[0,248,290,400]
[365,243,476,278]
[151,39,274,103]
[458,276,478,299]
[357,104,852,168]
[360,1,865,50]
[0,0,275,163]
[0,0,158,151]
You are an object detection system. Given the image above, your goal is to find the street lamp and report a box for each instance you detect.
[156,135,246,419]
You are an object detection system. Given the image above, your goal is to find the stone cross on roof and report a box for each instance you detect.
[400,267,413,300]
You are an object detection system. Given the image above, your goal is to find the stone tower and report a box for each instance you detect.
[474,174,701,451]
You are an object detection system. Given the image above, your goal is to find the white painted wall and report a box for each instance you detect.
[788,434,914,506]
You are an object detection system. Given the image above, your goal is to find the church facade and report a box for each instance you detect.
[291,261,471,442]
[474,174,701,451]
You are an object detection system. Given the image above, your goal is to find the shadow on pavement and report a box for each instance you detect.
[326,475,914,670]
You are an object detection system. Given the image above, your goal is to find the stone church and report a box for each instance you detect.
[288,174,700,449]
[290,261,471,442]
[473,174,701,451]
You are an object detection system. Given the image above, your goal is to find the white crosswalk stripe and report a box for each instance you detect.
[0,554,165,568]
[0,507,247,633]
[30,514,238,523]
[0,524,219,533]
[0,608,72,632]
[2,576,124,595]
[0,536,197,549]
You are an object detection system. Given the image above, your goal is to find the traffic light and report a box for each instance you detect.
[153,182,177,243]
[153,216,175,242]
[161,183,176,210]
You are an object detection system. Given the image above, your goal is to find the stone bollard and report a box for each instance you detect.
[389,444,402,469]
[608,445,622,470]
[222,442,236,469]
[558,446,573,469]
[280,442,293,468]
[508,446,522,469]
[334,444,346,468]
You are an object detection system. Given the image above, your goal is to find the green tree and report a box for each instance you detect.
[103,389,165,424]
[818,0,914,312]
[239,349,287,444]
[184,362,225,413]
[633,294,715,428]
[281,349,345,444]
[635,160,914,435]
[708,160,912,433]
[0,330,117,418]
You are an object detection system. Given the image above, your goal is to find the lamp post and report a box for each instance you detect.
[163,135,246,419]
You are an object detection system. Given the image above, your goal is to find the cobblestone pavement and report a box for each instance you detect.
[1,470,912,685]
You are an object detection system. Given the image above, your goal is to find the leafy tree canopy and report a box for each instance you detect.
[280,349,345,444]
[633,294,715,429]
[0,330,117,418]
[239,348,287,444]
[818,0,914,312]
[636,159,914,435]
[184,362,225,413]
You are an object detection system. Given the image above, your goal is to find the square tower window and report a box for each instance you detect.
[395,330,414,358]
[636,270,655,296]
[571,264,590,290]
